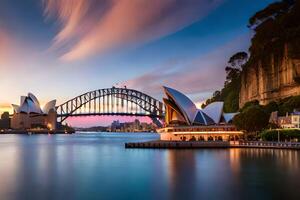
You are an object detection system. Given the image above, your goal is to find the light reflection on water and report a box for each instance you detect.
[0,133,299,200]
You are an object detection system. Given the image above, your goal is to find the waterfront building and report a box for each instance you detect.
[157,87,243,141]
[270,111,300,129]
[11,93,57,130]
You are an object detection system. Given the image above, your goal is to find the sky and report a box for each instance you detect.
[0,0,277,126]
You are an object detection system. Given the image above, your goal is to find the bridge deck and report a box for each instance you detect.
[58,112,163,118]
[56,87,165,123]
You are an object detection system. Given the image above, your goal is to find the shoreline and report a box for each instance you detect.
[0,130,74,134]
[125,141,300,150]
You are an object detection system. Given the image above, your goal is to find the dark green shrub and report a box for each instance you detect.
[261,129,300,141]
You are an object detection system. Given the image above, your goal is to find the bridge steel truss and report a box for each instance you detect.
[56,87,165,123]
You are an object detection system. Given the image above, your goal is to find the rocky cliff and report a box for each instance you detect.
[240,45,300,107]
[239,0,300,107]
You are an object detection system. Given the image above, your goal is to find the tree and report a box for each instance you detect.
[224,52,248,86]
[263,101,278,114]
[203,52,248,112]
[284,95,300,110]
[278,95,300,115]
[240,100,259,111]
[233,105,269,133]
[212,90,221,99]
[228,52,249,68]
[1,112,10,119]
[224,67,240,86]
[248,0,295,28]
[223,91,239,113]
[261,129,300,141]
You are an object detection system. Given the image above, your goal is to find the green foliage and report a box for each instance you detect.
[203,51,248,112]
[261,129,300,141]
[203,78,240,112]
[1,112,10,120]
[262,101,278,114]
[246,0,300,73]
[233,105,269,133]
[59,123,75,133]
[284,95,300,109]
[224,67,240,86]
[223,91,239,113]
[248,0,294,28]
[233,95,300,134]
[240,100,259,111]
[204,1,300,113]
[276,95,300,115]
[228,52,249,68]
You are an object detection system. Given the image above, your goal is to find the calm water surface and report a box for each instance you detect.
[0,132,299,200]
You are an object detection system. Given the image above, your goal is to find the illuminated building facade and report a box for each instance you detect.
[279,113,300,129]
[157,87,243,141]
[11,93,57,130]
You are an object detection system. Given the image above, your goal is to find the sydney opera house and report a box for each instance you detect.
[157,87,243,141]
[11,93,57,130]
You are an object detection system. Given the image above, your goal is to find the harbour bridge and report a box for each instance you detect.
[56,87,165,126]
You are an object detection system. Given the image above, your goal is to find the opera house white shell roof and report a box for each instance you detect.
[202,102,224,124]
[164,86,198,125]
[12,93,56,115]
[163,86,237,125]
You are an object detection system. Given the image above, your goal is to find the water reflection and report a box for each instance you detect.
[167,150,197,200]
[229,148,300,173]
[0,138,21,199]
[0,134,299,200]
[165,148,300,199]
[229,148,241,174]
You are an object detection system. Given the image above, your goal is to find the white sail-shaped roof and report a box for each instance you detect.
[12,93,54,115]
[26,98,43,114]
[42,100,56,114]
[19,100,29,113]
[194,110,215,125]
[163,86,198,125]
[20,96,26,106]
[202,102,224,124]
[162,87,236,125]
[28,93,40,107]
[12,104,20,113]
[223,113,238,123]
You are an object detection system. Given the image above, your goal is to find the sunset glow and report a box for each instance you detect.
[0,0,276,126]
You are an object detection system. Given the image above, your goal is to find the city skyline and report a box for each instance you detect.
[0,0,276,126]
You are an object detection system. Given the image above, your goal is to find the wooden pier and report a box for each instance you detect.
[125,141,300,150]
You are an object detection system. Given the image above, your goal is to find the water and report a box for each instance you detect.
[0,133,299,200]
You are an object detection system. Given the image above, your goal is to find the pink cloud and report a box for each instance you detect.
[0,28,37,67]
[122,35,251,101]
[43,0,90,47]
[0,29,13,63]
[43,0,224,61]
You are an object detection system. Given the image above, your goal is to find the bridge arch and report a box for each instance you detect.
[56,87,165,125]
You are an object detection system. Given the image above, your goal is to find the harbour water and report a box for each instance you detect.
[0,132,299,200]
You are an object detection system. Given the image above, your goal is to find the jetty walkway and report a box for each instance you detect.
[125,141,300,150]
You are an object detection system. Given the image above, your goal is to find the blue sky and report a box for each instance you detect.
[0,0,276,118]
